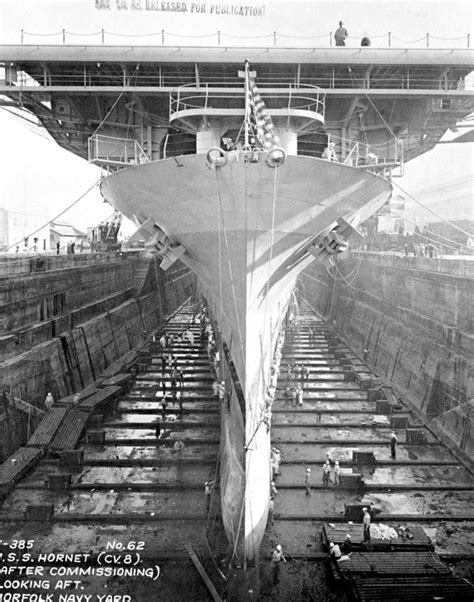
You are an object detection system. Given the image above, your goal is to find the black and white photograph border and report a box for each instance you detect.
[0,1,473,600]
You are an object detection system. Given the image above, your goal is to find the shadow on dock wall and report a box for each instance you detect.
[299,252,473,460]
[0,252,196,461]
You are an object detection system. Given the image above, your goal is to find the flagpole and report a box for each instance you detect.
[244,59,250,149]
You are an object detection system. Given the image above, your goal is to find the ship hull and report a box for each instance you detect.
[101,152,392,560]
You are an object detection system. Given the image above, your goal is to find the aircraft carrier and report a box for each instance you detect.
[0,26,473,602]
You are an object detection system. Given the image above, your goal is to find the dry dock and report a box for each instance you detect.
[0,302,227,601]
[0,298,473,601]
[257,303,474,601]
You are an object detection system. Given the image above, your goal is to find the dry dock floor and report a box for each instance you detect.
[256,304,474,601]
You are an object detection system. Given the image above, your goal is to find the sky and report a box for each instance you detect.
[0,0,472,48]
[0,0,472,235]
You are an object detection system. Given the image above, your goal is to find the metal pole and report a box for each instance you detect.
[273,31,277,47]
[217,30,221,45]
[426,33,429,47]
[468,33,470,48]
[101,29,105,44]
[62,29,66,44]
[162,29,165,45]
[21,29,24,44]
[329,31,332,46]
[388,32,391,47]
[244,60,250,149]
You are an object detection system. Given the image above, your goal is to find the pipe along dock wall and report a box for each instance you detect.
[0,252,195,461]
[300,252,473,462]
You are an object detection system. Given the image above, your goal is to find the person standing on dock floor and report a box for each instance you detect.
[296,384,304,406]
[305,468,311,496]
[161,396,168,419]
[177,391,184,416]
[341,534,352,555]
[362,507,371,542]
[45,392,54,411]
[272,447,281,475]
[390,432,398,459]
[155,419,161,439]
[333,460,340,486]
[329,542,342,560]
[334,21,348,46]
[204,480,215,512]
[271,544,287,584]
[322,460,331,487]
[184,327,194,346]
[268,498,275,526]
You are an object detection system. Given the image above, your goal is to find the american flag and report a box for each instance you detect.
[246,67,280,149]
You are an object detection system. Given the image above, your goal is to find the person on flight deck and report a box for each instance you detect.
[333,460,341,486]
[334,21,348,46]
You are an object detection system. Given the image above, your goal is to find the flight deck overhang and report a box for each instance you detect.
[1,44,474,66]
[1,87,472,98]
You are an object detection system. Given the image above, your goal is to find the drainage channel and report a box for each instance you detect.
[0,301,226,600]
[259,303,474,601]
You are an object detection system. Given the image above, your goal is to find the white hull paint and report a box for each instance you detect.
[101,152,392,559]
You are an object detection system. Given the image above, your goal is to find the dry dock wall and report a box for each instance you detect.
[0,252,195,460]
[300,252,473,459]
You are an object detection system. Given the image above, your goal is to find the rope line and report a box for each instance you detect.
[22,31,64,36]
[91,65,140,138]
[66,31,103,37]
[392,180,474,239]
[391,35,427,43]
[20,29,471,46]
[6,177,102,251]
[214,170,245,378]
[347,67,398,141]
